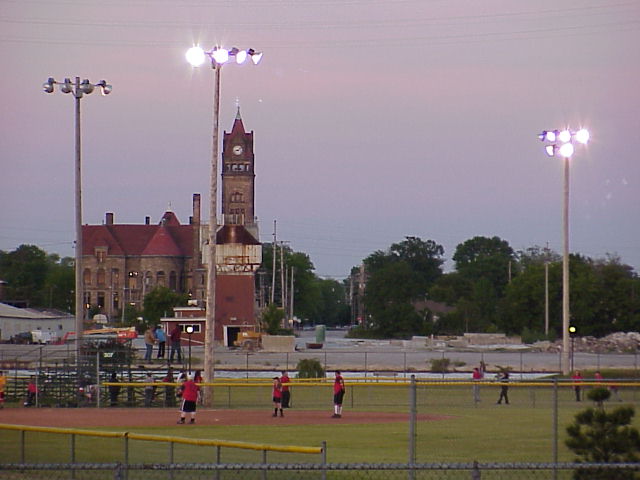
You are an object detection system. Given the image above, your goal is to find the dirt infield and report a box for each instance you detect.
[0,407,450,428]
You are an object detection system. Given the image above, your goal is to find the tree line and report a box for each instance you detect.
[355,235,640,340]
[2,237,638,340]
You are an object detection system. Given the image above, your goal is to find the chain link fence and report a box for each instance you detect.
[2,462,640,480]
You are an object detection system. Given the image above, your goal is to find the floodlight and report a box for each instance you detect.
[250,51,263,65]
[545,145,556,157]
[61,78,73,94]
[43,77,55,93]
[558,142,574,158]
[558,130,572,143]
[185,325,195,334]
[212,48,229,65]
[575,128,589,144]
[79,79,94,94]
[186,46,206,67]
[96,80,112,95]
[236,50,248,64]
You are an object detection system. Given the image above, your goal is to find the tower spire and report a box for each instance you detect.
[235,97,241,120]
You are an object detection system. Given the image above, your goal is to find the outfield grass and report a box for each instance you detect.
[2,381,639,465]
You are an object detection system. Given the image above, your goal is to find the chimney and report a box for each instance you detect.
[145,216,150,225]
[106,212,114,225]
[193,194,201,226]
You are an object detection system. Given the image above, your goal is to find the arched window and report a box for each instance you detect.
[169,271,177,291]
[97,268,106,286]
[83,268,92,286]
[157,271,166,287]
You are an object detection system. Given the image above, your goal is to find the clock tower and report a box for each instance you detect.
[222,107,257,237]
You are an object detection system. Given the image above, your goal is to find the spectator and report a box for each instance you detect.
[24,377,38,407]
[572,371,583,402]
[144,327,156,362]
[155,325,166,359]
[169,325,183,363]
[108,372,121,407]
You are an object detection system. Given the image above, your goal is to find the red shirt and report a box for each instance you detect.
[280,374,290,392]
[272,380,282,399]
[181,380,199,402]
[334,374,344,394]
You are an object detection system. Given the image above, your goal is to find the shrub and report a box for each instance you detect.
[429,357,450,373]
[296,358,325,378]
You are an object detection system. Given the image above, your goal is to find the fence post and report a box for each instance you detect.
[321,441,327,480]
[262,449,268,480]
[20,429,25,463]
[168,442,174,480]
[408,374,417,480]
[216,445,221,480]
[96,351,101,409]
[471,460,481,479]
[553,378,558,480]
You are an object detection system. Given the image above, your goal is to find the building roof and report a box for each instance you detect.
[216,225,260,245]
[0,302,73,320]
[83,212,194,257]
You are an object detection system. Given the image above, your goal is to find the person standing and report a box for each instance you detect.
[163,367,176,407]
[143,370,155,407]
[272,376,283,417]
[144,327,156,362]
[496,371,509,405]
[169,325,182,363]
[0,370,7,409]
[332,370,346,418]
[155,325,166,359]
[280,370,291,409]
[108,372,121,407]
[572,371,583,402]
[24,377,38,407]
[472,367,483,403]
[177,376,199,424]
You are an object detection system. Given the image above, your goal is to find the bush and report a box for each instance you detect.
[296,358,325,378]
[429,357,451,373]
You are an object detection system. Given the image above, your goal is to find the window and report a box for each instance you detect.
[111,269,120,287]
[97,268,106,286]
[157,271,166,287]
[231,192,244,203]
[128,272,138,290]
[95,248,107,263]
[169,271,177,291]
[181,324,201,333]
[97,292,105,309]
[83,268,92,286]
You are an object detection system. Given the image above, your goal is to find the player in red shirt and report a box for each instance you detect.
[272,376,283,417]
[332,371,345,418]
[177,376,199,424]
[280,370,291,409]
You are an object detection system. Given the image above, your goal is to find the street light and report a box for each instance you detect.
[43,76,112,383]
[186,45,262,406]
[539,127,589,375]
[569,325,577,372]
[185,325,195,375]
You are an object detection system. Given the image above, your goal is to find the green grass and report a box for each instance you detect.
[1,382,639,465]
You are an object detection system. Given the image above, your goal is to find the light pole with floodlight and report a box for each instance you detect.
[43,76,112,381]
[538,127,589,375]
[186,45,262,406]
[185,325,195,375]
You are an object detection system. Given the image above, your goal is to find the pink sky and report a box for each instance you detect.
[1,0,639,277]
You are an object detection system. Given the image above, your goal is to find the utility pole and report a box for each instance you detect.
[289,267,295,327]
[271,220,276,304]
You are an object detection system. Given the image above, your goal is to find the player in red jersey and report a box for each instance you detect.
[272,376,283,417]
[177,376,199,424]
[332,371,345,418]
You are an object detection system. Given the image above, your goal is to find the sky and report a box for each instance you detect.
[1,0,639,279]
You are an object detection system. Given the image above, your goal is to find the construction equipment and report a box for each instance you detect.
[233,330,262,351]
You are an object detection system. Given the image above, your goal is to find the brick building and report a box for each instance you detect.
[81,109,262,342]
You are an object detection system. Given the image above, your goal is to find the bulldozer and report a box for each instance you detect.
[233,330,262,351]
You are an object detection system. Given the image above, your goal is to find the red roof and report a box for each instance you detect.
[83,212,193,257]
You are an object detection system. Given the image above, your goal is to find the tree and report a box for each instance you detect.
[142,286,188,330]
[566,395,640,479]
[453,236,515,296]
[0,245,50,306]
[261,303,285,334]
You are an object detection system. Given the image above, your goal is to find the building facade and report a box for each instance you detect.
[82,110,261,342]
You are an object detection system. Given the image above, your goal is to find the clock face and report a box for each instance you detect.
[232,145,243,155]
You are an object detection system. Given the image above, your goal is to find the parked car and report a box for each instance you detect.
[10,332,33,344]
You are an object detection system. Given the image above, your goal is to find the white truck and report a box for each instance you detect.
[30,330,59,344]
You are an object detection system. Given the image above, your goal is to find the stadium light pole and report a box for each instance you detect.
[186,45,262,406]
[43,76,112,381]
[538,127,589,375]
